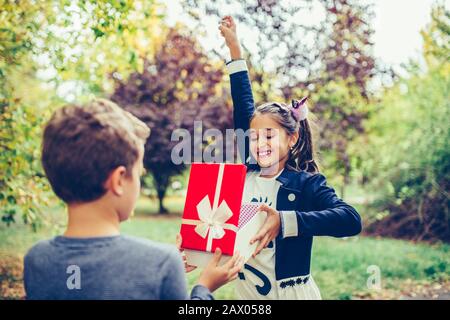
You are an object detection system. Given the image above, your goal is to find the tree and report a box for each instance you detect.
[111,28,233,213]
[0,0,165,227]
[306,0,377,197]
[1,0,63,228]
[363,4,450,242]
[182,0,321,98]
[304,0,377,97]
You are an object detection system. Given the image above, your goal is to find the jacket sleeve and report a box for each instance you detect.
[279,173,362,238]
[227,59,255,163]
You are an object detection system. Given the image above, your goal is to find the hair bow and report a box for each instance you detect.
[290,97,308,122]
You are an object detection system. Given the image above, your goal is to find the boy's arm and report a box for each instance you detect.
[190,284,214,300]
[23,252,34,299]
[160,248,213,300]
[279,174,362,238]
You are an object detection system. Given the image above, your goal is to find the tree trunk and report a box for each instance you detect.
[152,172,170,214]
[157,191,168,214]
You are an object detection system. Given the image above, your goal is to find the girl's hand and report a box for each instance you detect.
[219,16,242,60]
[250,204,281,257]
[176,234,197,273]
[198,248,244,292]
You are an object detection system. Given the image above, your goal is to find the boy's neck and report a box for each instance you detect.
[64,200,121,238]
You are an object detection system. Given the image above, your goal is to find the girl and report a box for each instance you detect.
[219,16,362,300]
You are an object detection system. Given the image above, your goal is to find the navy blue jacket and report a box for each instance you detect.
[229,63,362,281]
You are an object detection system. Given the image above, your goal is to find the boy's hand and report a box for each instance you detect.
[198,248,244,293]
[250,204,281,257]
[176,234,197,273]
[219,16,242,60]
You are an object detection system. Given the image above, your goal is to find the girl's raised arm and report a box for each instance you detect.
[227,60,254,134]
[220,16,255,163]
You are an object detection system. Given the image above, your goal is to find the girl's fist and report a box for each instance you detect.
[219,16,242,59]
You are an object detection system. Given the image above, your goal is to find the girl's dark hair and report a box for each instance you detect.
[250,101,320,174]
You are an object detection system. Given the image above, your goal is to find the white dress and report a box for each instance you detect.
[235,170,322,300]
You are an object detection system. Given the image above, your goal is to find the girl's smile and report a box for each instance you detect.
[257,148,272,159]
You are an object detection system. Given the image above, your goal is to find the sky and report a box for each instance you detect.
[165,0,446,71]
[372,0,442,67]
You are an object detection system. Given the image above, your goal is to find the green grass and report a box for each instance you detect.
[134,196,185,216]
[311,236,449,299]
[1,210,449,300]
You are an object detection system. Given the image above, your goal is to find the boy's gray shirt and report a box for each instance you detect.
[23,235,212,300]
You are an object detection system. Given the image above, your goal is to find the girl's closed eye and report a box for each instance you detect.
[264,128,277,140]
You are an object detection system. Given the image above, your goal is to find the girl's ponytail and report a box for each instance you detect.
[287,116,319,173]
[287,98,319,173]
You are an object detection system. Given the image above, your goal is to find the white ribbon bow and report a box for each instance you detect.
[195,195,233,240]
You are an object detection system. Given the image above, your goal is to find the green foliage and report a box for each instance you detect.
[310,79,369,195]
[0,0,62,227]
[421,3,450,69]
[363,4,450,241]
[0,74,58,229]
[0,0,165,227]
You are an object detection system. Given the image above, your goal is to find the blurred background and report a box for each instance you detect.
[0,0,449,299]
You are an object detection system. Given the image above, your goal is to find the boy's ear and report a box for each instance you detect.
[105,166,127,196]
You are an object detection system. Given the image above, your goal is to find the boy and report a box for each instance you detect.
[24,99,242,299]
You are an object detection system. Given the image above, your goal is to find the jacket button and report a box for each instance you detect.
[288,193,296,201]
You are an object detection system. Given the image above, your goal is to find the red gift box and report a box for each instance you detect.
[180,163,247,256]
